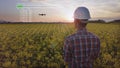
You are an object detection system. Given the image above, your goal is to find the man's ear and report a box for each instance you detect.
[74,20,77,28]
[74,19,78,23]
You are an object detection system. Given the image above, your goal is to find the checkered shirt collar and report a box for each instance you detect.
[76,28,87,33]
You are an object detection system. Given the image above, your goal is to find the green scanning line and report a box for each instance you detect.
[16,4,24,9]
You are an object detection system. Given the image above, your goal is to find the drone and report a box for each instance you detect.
[39,13,46,16]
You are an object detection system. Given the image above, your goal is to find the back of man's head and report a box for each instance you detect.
[74,7,91,28]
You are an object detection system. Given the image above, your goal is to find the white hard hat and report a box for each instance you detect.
[74,7,91,19]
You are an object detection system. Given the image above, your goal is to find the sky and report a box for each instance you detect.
[0,0,120,22]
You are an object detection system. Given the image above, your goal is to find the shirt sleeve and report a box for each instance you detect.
[63,38,72,63]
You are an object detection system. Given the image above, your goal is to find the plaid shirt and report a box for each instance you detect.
[63,28,100,68]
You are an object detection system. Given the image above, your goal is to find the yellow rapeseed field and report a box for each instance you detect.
[0,23,120,68]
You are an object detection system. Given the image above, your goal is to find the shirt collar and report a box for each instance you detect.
[76,28,87,33]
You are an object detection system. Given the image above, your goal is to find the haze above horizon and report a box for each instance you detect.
[0,0,120,22]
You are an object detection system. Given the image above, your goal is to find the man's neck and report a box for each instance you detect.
[77,27,86,31]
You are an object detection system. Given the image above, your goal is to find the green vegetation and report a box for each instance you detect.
[0,23,120,68]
